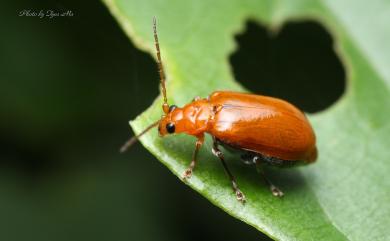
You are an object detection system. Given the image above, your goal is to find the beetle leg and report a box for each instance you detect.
[182,135,204,180]
[255,162,284,197]
[212,138,246,203]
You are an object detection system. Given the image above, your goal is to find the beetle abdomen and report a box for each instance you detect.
[217,139,306,167]
[208,91,317,163]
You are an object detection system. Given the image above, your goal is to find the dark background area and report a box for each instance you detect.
[231,21,345,113]
[0,0,344,241]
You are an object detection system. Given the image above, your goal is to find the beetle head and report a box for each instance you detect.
[158,105,184,137]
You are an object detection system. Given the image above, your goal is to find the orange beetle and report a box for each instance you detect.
[121,18,317,203]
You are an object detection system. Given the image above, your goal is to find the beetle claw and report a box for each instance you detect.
[235,190,246,203]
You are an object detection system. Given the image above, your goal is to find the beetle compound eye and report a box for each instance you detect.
[169,105,177,113]
[166,123,175,133]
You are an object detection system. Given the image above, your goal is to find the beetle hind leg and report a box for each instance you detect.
[212,138,246,203]
[255,160,284,197]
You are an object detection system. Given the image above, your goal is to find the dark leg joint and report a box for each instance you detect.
[211,148,223,158]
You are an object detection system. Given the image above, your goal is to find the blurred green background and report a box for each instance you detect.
[0,0,344,240]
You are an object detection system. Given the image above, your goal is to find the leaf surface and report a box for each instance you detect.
[103,0,390,240]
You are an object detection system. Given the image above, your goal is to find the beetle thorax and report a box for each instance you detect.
[158,100,212,137]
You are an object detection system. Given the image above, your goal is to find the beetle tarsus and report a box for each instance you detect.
[270,184,284,197]
[182,168,193,180]
[235,189,246,203]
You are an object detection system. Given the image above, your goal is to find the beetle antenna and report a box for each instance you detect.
[153,17,169,114]
[119,120,160,153]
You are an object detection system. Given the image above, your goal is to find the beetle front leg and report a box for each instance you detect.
[212,138,246,203]
[182,135,204,180]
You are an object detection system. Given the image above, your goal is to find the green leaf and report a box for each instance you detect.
[102,0,390,240]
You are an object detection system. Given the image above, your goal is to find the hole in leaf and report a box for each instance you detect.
[230,21,346,113]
